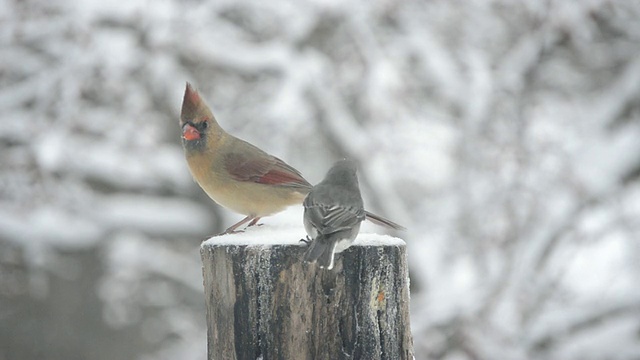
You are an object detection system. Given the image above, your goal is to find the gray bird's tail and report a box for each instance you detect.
[364,210,406,231]
[303,236,337,270]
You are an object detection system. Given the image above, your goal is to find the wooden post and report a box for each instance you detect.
[200,229,414,360]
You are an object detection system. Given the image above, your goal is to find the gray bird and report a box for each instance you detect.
[302,159,366,270]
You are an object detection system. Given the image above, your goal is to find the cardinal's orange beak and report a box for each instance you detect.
[182,123,201,141]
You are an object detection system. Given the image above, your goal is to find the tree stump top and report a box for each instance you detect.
[201,225,407,248]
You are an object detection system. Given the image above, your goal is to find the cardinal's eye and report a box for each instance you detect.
[202,121,209,129]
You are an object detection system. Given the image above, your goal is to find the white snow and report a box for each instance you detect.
[97,194,214,236]
[202,205,406,247]
[0,206,104,249]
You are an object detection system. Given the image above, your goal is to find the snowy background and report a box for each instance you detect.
[2,0,640,359]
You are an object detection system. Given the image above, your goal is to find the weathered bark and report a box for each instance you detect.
[201,234,414,360]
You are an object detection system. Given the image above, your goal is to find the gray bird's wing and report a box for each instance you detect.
[304,197,365,236]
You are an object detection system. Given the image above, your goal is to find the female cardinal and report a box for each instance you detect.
[179,83,404,234]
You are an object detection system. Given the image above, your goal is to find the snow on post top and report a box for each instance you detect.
[200,224,405,248]
[200,205,406,248]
